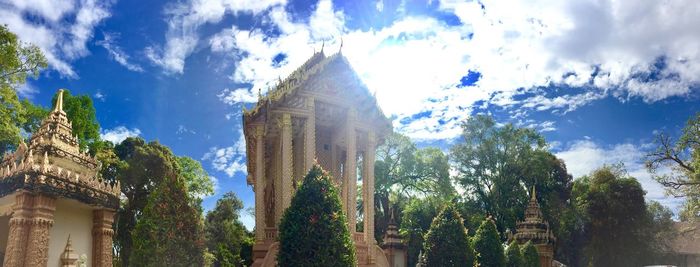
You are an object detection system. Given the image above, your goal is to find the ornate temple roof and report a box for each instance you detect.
[0,89,120,208]
[510,187,556,246]
[242,50,392,132]
[382,209,405,249]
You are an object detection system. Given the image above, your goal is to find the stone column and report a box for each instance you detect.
[24,193,56,267]
[304,97,316,172]
[345,109,357,233]
[253,125,266,241]
[92,209,115,267]
[364,131,377,261]
[280,113,293,220]
[3,192,33,267]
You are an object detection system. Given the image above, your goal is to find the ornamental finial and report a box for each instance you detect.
[531,186,537,201]
[54,89,65,112]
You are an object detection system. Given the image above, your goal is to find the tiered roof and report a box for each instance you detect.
[511,187,556,245]
[0,90,119,208]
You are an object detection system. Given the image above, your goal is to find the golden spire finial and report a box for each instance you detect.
[531,186,537,201]
[54,89,65,112]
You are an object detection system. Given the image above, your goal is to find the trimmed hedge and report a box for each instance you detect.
[277,165,356,267]
[418,204,475,267]
[505,241,524,267]
[472,219,505,267]
[522,241,541,267]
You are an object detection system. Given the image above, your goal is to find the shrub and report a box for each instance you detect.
[277,165,356,267]
[505,241,524,267]
[418,204,475,267]
[472,219,505,267]
[522,241,541,267]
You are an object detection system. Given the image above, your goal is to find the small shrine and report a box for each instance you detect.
[508,187,557,267]
[243,50,393,267]
[381,210,407,267]
[0,89,120,267]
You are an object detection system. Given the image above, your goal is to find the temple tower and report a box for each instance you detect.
[381,210,407,267]
[0,89,120,267]
[509,187,557,267]
[243,51,392,267]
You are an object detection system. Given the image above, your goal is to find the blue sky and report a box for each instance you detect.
[2,0,700,228]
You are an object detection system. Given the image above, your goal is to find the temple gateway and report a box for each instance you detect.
[243,50,396,267]
[0,90,120,267]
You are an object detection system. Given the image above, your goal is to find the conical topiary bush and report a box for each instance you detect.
[418,204,475,267]
[472,218,505,267]
[277,164,356,267]
[521,241,541,267]
[505,240,524,267]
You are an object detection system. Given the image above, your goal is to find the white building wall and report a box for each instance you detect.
[48,199,93,267]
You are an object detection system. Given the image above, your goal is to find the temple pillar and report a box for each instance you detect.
[253,125,266,241]
[304,97,316,172]
[280,113,293,221]
[3,192,33,267]
[364,131,377,261]
[345,109,357,233]
[92,209,115,267]
[24,193,56,266]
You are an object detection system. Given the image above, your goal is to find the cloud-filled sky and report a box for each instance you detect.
[3,0,699,228]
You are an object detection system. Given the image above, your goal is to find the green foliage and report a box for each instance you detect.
[0,24,47,86]
[579,165,664,266]
[51,89,100,151]
[129,175,206,266]
[178,156,215,204]
[472,219,505,267]
[205,192,249,267]
[451,115,572,234]
[521,241,540,267]
[0,25,47,154]
[374,133,454,242]
[113,138,186,266]
[418,204,474,267]
[278,165,356,267]
[505,241,524,267]
[399,197,447,267]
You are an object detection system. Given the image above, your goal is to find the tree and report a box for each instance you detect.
[418,204,474,267]
[400,197,448,267]
[0,24,47,86]
[451,115,572,234]
[113,138,184,266]
[277,165,356,266]
[129,175,206,266]
[0,24,47,154]
[205,192,249,267]
[472,218,505,267]
[505,241,524,267]
[647,113,700,221]
[583,165,658,266]
[521,241,540,267]
[51,89,100,151]
[178,156,215,205]
[374,133,454,241]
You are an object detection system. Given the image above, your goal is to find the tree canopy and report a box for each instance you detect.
[505,241,524,267]
[205,191,251,267]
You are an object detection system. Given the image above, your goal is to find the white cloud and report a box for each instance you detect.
[96,32,144,72]
[146,0,286,74]
[94,92,105,101]
[100,126,142,144]
[202,129,247,177]
[15,83,39,99]
[218,88,257,105]
[555,140,682,211]
[206,0,700,140]
[0,0,112,77]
